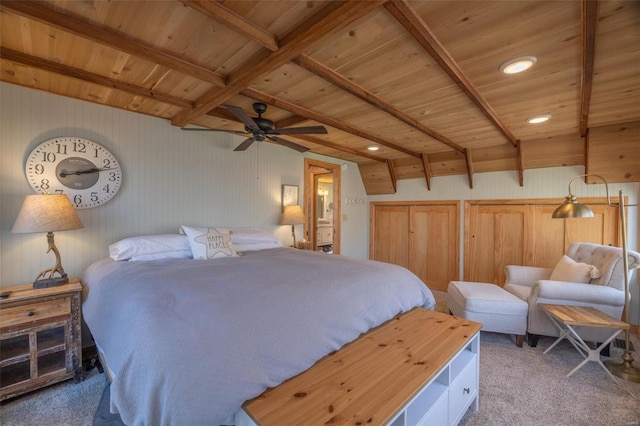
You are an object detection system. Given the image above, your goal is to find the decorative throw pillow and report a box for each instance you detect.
[109,234,190,261]
[181,226,238,260]
[550,255,601,283]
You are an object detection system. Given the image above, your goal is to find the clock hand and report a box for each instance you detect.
[59,167,113,178]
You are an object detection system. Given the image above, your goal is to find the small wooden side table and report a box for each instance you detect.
[0,279,83,401]
[540,304,629,380]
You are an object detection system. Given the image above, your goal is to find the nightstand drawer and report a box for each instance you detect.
[0,298,70,329]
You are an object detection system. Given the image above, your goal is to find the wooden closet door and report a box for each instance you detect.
[465,198,619,286]
[564,204,619,247]
[371,201,460,292]
[371,205,410,269]
[409,205,458,292]
[529,205,566,267]
[465,204,528,285]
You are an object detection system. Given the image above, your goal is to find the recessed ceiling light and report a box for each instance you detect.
[526,114,552,124]
[367,145,380,151]
[500,56,537,74]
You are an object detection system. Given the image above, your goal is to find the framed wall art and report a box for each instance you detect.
[282,184,299,209]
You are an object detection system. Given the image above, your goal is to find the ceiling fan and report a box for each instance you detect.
[181,103,327,152]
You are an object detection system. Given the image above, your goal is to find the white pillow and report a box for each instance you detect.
[229,228,280,245]
[233,241,282,253]
[550,255,601,283]
[180,226,280,244]
[182,226,238,260]
[129,250,193,262]
[109,234,190,261]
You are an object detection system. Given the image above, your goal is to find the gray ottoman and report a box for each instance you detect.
[448,281,528,347]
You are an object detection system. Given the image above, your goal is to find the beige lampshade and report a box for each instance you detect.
[281,205,306,225]
[12,194,84,234]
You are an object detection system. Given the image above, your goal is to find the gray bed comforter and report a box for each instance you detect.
[82,248,435,426]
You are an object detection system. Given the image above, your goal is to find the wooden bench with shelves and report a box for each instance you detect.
[237,309,481,425]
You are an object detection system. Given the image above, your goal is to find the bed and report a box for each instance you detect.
[82,236,435,426]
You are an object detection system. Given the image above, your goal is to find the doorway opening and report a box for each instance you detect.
[303,159,341,254]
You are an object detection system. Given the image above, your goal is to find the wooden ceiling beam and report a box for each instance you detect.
[171,0,386,127]
[206,107,240,122]
[584,128,591,176]
[292,54,465,153]
[516,140,524,187]
[243,87,422,159]
[464,148,474,189]
[0,0,226,88]
[387,160,398,193]
[579,0,598,137]
[275,115,309,129]
[0,47,194,109]
[385,0,518,147]
[290,134,387,163]
[207,106,307,129]
[420,154,433,191]
[182,0,279,52]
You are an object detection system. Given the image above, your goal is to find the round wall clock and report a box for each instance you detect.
[25,137,122,209]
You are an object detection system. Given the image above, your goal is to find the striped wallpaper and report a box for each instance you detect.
[0,83,368,287]
[1,82,638,325]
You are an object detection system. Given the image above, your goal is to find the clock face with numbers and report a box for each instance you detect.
[25,137,122,209]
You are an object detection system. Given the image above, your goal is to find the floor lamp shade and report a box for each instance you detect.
[552,195,595,219]
[12,194,84,288]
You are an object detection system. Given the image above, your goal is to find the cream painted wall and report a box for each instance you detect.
[0,83,369,287]
[2,83,638,326]
[368,168,640,325]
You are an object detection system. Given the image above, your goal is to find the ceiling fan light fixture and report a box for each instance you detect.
[500,56,537,74]
[526,114,552,124]
[367,145,380,151]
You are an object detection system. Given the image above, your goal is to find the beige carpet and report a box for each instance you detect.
[2,292,639,425]
[433,288,640,425]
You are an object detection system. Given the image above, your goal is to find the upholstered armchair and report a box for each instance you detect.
[504,242,640,346]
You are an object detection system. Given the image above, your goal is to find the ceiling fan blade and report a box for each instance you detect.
[181,127,249,135]
[234,137,255,152]
[272,126,328,135]
[224,104,260,132]
[267,136,310,153]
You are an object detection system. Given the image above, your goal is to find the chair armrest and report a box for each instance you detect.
[505,265,552,287]
[534,280,625,307]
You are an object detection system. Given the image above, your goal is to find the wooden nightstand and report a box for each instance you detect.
[0,279,82,401]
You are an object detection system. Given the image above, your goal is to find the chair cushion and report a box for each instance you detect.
[503,283,530,302]
[447,281,527,335]
[448,281,528,316]
[550,255,600,283]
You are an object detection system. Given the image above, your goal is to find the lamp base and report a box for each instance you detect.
[604,354,640,383]
[33,276,69,289]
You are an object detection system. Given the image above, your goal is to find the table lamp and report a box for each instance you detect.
[12,194,84,288]
[281,205,306,248]
[552,173,639,383]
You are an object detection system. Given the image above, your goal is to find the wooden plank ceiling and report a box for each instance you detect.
[1,0,638,193]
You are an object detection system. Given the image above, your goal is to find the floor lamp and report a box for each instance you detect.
[552,174,640,382]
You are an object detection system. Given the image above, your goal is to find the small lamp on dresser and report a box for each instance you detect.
[281,204,306,248]
[12,194,84,288]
